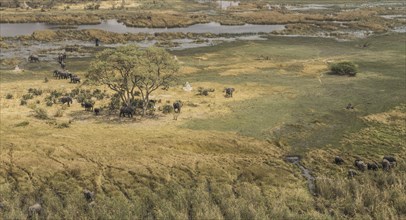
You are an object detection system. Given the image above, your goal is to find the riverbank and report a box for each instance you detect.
[1,4,405,31]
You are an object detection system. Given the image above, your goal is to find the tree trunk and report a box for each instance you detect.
[142,93,149,116]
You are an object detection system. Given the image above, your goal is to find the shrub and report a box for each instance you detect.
[162,104,174,114]
[44,77,49,83]
[70,88,80,97]
[20,100,27,105]
[330,61,358,76]
[197,87,215,96]
[5,93,13,99]
[22,93,34,100]
[84,3,100,10]
[56,122,70,128]
[109,93,121,110]
[50,90,63,98]
[46,101,53,107]
[28,88,43,96]
[15,121,29,127]
[92,89,106,100]
[33,108,49,120]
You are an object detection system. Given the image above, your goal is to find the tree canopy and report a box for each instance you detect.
[86,45,180,115]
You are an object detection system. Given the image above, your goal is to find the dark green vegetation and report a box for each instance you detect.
[0,33,405,219]
[330,61,358,76]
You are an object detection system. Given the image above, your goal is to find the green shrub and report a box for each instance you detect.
[5,93,13,99]
[162,104,174,114]
[50,90,63,99]
[56,122,70,128]
[20,99,27,105]
[22,94,34,100]
[70,88,80,97]
[28,88,43,96]
[109,93,121,110]
[46,101,53,107]
[197,87,215,96]
[15,121,29,127]
[330,61,358,76]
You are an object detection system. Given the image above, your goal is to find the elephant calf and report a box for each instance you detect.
[354,159,367,171]
[334,156,344,165]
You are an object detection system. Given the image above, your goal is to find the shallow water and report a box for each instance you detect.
[0,20,285,37]
[0,35,268,60]
[217,1,239,10]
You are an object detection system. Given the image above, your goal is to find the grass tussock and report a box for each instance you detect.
[33,107,49,120]
[315,172,406,219]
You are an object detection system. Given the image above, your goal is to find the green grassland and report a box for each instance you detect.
[0,33,405,219]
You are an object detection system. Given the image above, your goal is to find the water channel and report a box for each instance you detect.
[0,20,285,37]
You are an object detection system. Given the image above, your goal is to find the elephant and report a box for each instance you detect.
[83,189,94,202]
[173,101,183,113]
[28,55,39,62]
[81,102,93,111]
[224,88,235,97]
[71,76,81,84]
[354,159,367,171]
[367,162,379,171]
[348,169,358,178]
[28,203,41,217]
[120,106,135,118]
[334,156,344,165]
[60,96,73,106]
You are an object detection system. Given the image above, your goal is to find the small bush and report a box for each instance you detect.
[93,89,106,100]
[15,121,29,127]
[44,77,49,83]
[5,94,13,99]
[33,108,49,120]
[84,3,100,10]
[50,90,63,98]
[36,100,40,104]
[70,88,80,97]
[197,87,215,96]
[20,100,27,105]
[56,122,70,128]
[22,94,34,100]
[109,93,121,110]
[330,61,358,76]
[46,101,53,107]
[162,104,174,114]
[28,88,43,96]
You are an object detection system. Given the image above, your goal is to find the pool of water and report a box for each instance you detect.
[0,20,285,37]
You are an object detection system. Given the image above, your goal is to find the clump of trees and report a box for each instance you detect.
[87,45,179,116]
[330,61,358,76]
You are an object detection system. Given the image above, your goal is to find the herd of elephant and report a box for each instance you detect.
[58,96,184,118]
[59,96,100,114]
[119,100,183,118]
[53,70,81,83]
[334,156,398,178]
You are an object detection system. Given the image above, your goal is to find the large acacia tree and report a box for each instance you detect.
[87,45,179,115]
